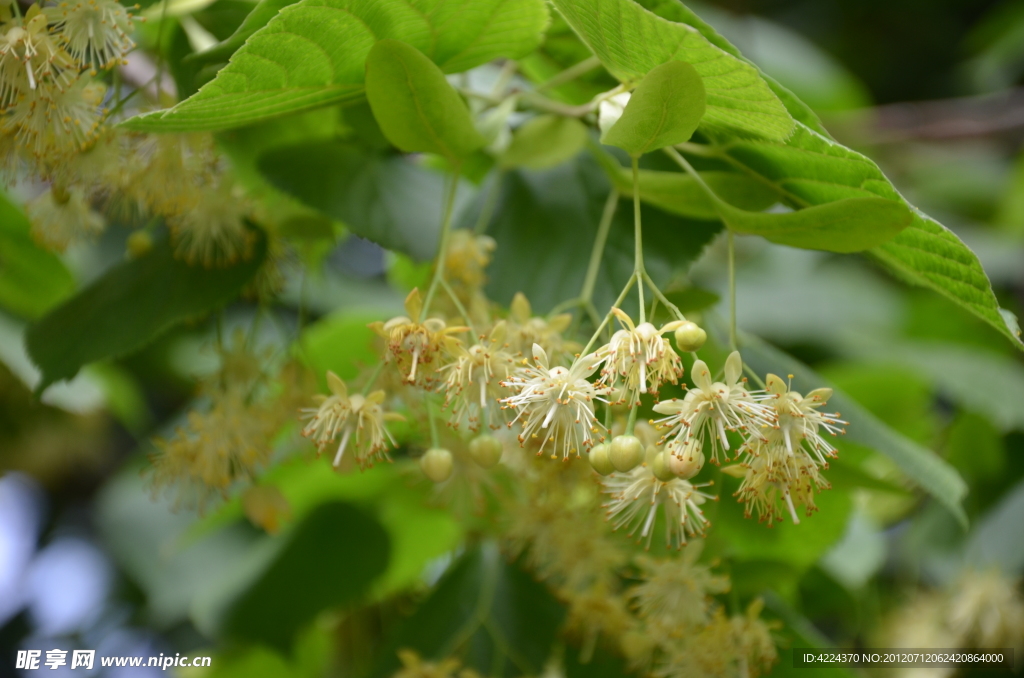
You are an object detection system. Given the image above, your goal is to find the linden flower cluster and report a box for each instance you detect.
[0,1,259,266]
[727,373,847,525]
[301,235,583,481]
[0,0,134,165]
[148,332,308,512]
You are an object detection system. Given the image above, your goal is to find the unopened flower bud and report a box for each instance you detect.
[610,434,643,472]
[420,447,454,483]
[469,434,503,469]
[126,230,153,258]
[589,442,615,475]
[650,447,676,482]
[674,320,707,352]
[598,92,632,137]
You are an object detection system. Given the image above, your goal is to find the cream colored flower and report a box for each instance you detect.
[440,321,515,431]
[0,7,75,103]
[600,308,684,405]
[48,0,137,72]
[300,371,403,469]
[505,292,574,359]
[148,390,273,511]
[370,288,468,387]
[501,344,609,460]
[763,373,846,466]
[27,184,105,251]
[947,568,1024,649]
[653,351,775,464]
[630,543,729,629]
[602,460,713,550]
[733,439,829,525]
[168,180,255,268]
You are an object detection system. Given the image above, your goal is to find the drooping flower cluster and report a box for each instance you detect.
[0,0,136,171]
[147,331,311,511]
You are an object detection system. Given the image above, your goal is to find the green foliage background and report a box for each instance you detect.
[2,0,1024,675]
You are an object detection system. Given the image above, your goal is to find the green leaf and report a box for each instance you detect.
[631,0,832,137]
[499,115,589,170]
[871,212,1023,350]
[25,231,266,393]
[467,155,721,313]
[601,60,705,155]
[737,332,969,527]
[122,0,549,132]
[550,0,794,140]
[713,195,912,253]
[223,502,390,649]
[365,40,485,160]
[593,149,778,220]
[257,142,473,261]
[372,543,565,678]
[698,121,1021,349]
[0,193,74,319]
[966,479,1024,575]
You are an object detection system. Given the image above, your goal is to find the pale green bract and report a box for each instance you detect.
[600,60,706,155]
[121,0,549,132]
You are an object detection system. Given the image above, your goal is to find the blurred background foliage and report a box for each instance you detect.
[2,0,1024,676]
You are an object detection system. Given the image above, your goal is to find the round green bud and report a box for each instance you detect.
[650,447,676,482]
[589,442,615,476]
[674,321,707,352]
[609,434,644,472]
[469,434,503,469]
[420,448,454,483]
[126,231,153,259]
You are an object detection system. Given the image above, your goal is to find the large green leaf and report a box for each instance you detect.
[257,142,472,261]
[25,231,266,392]
[550,0,794,140]
[372,543,565,678]
[365,40,485,160]
[737,332,969,527]
[713,195,912,253]
[466,155,721,314]
[122,0,549,132]
[0,193,74,319]
[694,122,1022,350]
[223,501,390,650]
[601,60,705,156]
